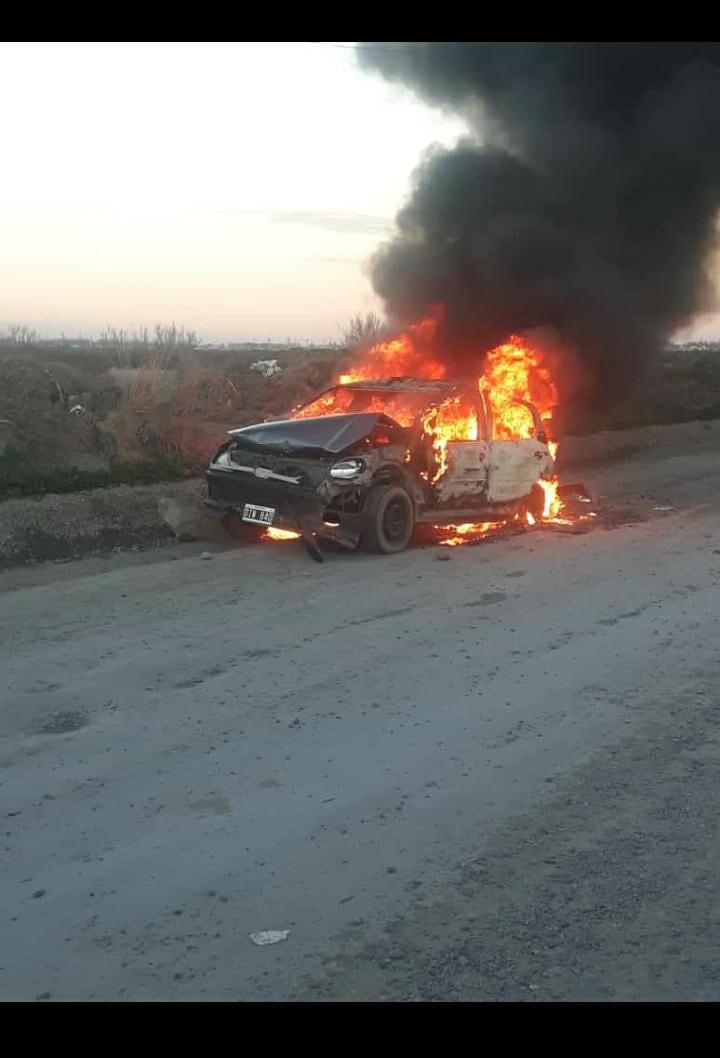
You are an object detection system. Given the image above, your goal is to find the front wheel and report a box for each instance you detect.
[359,484,415,554]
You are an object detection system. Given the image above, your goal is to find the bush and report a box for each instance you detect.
[342,312,388,352]
[0,449,186,503]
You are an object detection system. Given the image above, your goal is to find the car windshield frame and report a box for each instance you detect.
[293,382,454,427]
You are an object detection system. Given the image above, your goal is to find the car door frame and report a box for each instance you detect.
[484,397,554,504]
[431,381,493,510]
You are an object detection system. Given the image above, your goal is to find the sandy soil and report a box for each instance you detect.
[1,420,720,1001]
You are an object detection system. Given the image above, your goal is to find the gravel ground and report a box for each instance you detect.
[0,479,210,568]
[1,419,719,1001]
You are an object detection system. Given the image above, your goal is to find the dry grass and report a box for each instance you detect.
[102,339,720,475]
[105,344,341,471]
[3,323,720,494]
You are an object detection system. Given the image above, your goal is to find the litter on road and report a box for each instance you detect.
[249,930,291,947]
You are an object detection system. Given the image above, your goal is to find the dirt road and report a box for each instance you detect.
[2,421,720,1001]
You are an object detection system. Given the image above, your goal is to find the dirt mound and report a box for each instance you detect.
[559,418,720,470]
[0,478,209,569]
[0,358,115,466]
[0,359,65,426]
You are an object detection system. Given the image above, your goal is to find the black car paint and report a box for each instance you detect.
[228,412,405,458]
[205,378,551,555]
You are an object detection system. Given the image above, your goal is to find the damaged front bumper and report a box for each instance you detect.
[206,467,319,530]
[205,465,363,554]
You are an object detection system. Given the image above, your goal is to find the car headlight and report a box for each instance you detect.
[211,449,232,469]
[330,458,365,480]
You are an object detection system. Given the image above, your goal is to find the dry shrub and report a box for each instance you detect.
[170,361,238,418]
[100,345,344,472]
[342,312,388,353]
[108,350,171,462]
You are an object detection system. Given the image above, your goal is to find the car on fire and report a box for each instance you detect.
[206,377,555,558]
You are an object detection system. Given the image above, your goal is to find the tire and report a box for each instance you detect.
[524,484,546,521]
[221,512,266,541]
[359,484,415,554]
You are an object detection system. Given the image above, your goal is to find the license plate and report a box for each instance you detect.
[242,503,276,526]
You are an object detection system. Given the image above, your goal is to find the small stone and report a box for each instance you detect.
[31,889,46,899]
[200,552,213,560]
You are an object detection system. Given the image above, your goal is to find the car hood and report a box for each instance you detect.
[228,412,404,457]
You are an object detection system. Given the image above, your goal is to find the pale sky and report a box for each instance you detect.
[0,41,467,343]
[0,42,717,344]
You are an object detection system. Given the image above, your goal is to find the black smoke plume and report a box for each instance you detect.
[358,42,720,406]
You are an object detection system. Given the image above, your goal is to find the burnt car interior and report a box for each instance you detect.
[293,380,456,428]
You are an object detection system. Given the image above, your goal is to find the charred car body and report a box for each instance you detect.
[206,378,554,558]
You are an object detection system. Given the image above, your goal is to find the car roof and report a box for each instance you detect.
[338,378,461,392]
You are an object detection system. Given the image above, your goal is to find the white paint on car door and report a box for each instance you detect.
[487,439,554,503]
[434,441,491,504]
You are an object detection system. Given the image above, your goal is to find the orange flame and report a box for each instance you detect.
[339,310,446,384]
[267,314,573,547]
[421,395,479,483]
[480,335,559,440]
[293,383,426,428]
[339,323,565,537]
[265,527,301,541]
[440,522,504,546]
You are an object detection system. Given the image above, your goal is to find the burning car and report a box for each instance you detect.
[206,373,556,559]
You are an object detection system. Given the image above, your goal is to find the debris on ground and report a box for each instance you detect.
[249,930,291,946]
[250,359,283,378]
